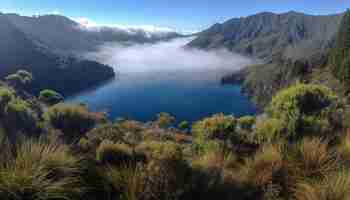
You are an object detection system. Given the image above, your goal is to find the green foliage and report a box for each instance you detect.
[136,140,183,162]
[39,89,64,105]
[155,112,176,128]
[237,116,256,130]
[45,104,105,142]
[178,120,190,130]
[242,144,283,189]
[268,83,339,138]
[0,87,14,115]
[0,137,83,200]
[286,138,339,181]
[5,70,33,89]
[330,10,350,83]
[254,118,285,143]
[96,140,134,166]
[193,114,236,141]
[3,99,38,134]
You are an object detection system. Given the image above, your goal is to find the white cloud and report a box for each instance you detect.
[71,16,193,35]
[51,10,61,15]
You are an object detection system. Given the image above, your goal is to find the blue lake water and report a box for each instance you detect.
[66,37,258,123]
[66,70,257,123]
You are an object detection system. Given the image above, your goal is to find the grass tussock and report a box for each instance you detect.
[0,136,83,200]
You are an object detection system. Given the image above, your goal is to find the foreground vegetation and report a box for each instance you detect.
[2,68,350,200]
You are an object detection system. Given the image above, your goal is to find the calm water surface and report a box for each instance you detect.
[66,69,257,123]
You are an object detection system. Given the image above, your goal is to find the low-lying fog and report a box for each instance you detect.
[83,37,254,78]
[68,37,257,122]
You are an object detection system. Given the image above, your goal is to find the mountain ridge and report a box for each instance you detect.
[188,11,343,62]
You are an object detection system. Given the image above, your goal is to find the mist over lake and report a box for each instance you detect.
[66,37,257,122]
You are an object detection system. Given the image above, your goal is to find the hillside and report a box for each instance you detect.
[189,11,347,107]
[5,13,183,55]
[188,11,343,62]
[0,13,115,96]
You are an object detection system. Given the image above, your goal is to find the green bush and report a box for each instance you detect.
[192,114,237,141]
[45,104,105,142]
[5,70,33,89]
[254,118,285,143]
[39,89,64,105]
[86,123,126,146]
[237,116,256,130]
[3,99,38,134]
[268,83,339,138]
[179,120,190,130]
[96,140,134,165]
[0,87,14,116]
[136,140,183,162]
[155,112,176,128]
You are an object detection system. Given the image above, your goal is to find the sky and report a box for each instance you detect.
[2,0,349,32]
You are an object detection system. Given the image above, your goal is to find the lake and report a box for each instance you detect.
[66,38,258,123]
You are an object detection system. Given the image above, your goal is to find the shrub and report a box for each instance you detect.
[254,118,285,143]
[45,104,105,142]
[178,120,190,130]
[106,165,146,200]
[0,137,83,200]
[86,123,126,147]
[268,83,339,138]
[3,99,38,134]
[192,114,236,141]
[286,138,339,182]
[5,70,33,89]
[294,170,350,200]
[242,144,283,189]
[337,130,350,163]
[136,141,183,162]
[155,112,176,128]
[137,141,190,200]
[96,140,134,165]
[0,87,14,116]
[237,116,256,130]
[39,89,64,105]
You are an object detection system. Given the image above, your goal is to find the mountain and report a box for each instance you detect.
[188,11,347,107]
[0,12,183,96]
[188,11,343,62]
[0,13,115,96]
[5,13,183,55]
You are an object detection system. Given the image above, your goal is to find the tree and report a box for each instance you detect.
[39,89,64,105]
[330,10,350,82]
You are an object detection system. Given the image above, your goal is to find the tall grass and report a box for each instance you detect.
[0,136,83,200]
[294,170,350,200]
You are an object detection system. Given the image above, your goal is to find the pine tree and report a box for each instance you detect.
[331,9,350,82]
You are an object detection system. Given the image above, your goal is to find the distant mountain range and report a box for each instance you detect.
[188,11,343,62]
[4,13,183,55]
[0,13,183,96]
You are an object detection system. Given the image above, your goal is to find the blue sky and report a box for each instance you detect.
[2,0,349,32]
